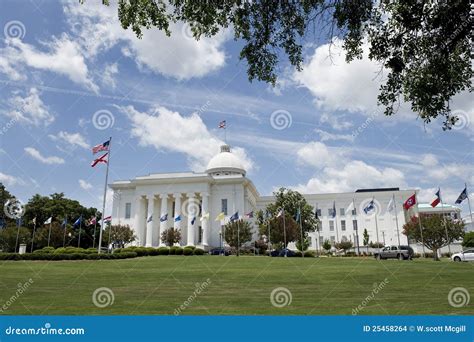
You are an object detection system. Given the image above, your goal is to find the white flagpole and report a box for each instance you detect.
[334,202,339,243]
[466,183,474,225]
[414,191,426,258]
[439,188,451,255]
[31,218,36,253]
[298,205,304,258]
[392,193,401,250]
[282,208,287,257]
[352,198,360,255]
[373,196,380,254]
[98,137,112,254]
[92,214,97,248]
[77,216,82,248]
[47,220,52,247]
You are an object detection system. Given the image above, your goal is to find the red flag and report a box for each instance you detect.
[92,140,110,154]
[91,153,108,167]
[403,194,416,210]
[218,120,226,129]
[89,217,97,226]
[430,189,441,207]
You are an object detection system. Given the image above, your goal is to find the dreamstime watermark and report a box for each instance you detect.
[92,287,115,308]
[351,110,381,139]
[92,109,115,130]
[448,287,470,308]
[0,115,19,136]
[181,22,195,40]
[3,198,25,219]
[270,287,292,308]
[446,110,471,131]
[181,197,200,218]
[270,109,292,130]
[174,278,212,315]
[352,278,389,315]
[4,20,26,39]
[5,322,85,336]
[0,278,34,313]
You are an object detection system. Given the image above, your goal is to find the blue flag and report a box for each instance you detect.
[73,216,82,226]
[174,215,181,222]
[230,212,239,222]
[61,218,68,228]
[363,200,375,214]
[160,214,168,222]
[455,187,468,204]
[191,216,196,225]
[147,215,153,223]
[295,208,301,222]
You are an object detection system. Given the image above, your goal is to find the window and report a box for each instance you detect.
[308,238,312,247]
[198,226,202,243]
[340,208,345,216]
[341,220,346,231]
[221,199,228,215]
[319,237,324,246]
[316,209,322,217]
[327,208,332,216]
[352,208,357,215]
[352,220,358,231]
[329,221,334,231]
[125,203,131,219]
[330,236,335,243]
[172,201,175,217]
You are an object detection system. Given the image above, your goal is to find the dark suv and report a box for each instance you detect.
[374,245,414,260]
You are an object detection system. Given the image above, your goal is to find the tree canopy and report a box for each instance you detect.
[91,0,472,128]
[224,219,253,254]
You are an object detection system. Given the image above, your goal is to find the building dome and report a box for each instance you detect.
[206,145,246,176]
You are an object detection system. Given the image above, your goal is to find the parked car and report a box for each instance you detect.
[374,245,414,260]
[209,248,231,256]
[451,249,474,262]
[270,248,296,257]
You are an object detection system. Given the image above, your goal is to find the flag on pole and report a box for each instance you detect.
[265,210,271,219]
[276,208,284,218]
[61,217,68,228]
[345,201,354,215]
[244,211,254,219]
[218,120,226,129]
[32,217,36,225]
[159,214,168,222]
[295,208,301,222]
[363,200,375,214]
[215,212,225,221]
[200,213,209,221]
[89,216,97,226]
[103,216,112,223]
[44,217,52,224]
[229,212,239,222]
[91,153,108,167]
[455,187,468,204]
[174,215,181,222]
[331,201,336,218]
[147,215,153,223]
[92,139,110,154]
[314,208,319,220]
[73,216,82,227]
[403,194,417,210]
[430,189,441,207]
[387,197,395,212]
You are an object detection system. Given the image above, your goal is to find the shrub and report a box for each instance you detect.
[185,245,196,250]
[158,247,170,255]
[304,251,316,257]
[39,246,55,254]
[183,247,194,256]
[174,247,184,255]
[147,247,160,256]
[294,251,302,257]
[193,248,205,255]
[169,246,178,255]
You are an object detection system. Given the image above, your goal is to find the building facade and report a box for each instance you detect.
[110,144,449,251]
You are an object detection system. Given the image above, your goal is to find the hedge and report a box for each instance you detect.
[183,247,194,256]
[193,248,205,255]
[158,247,170,255]
[0,252,138,261]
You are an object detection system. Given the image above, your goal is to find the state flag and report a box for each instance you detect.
[103,216,112,223]
[363,200,375,214]
[61,217,68,228]
[403,194,417,210]
[430,189,441,207]
[191,216,196,225]
[387,197,395,212]
[89,216,97,226]
[276,208,284,218]
[147,215,153,223]
[91,153,108,167]
[200,213,209,222]
[345,201,354,215]
[455,187,468,204]
[174,215,181,222]
[73,216,82,227]
[218,120,226,129]
[160,214,168,222]
[92,139,110,154]
[229,212,239,222]
[44,217,52,224]
[331,201,336,218]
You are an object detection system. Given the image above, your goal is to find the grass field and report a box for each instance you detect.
[0,256,472,315]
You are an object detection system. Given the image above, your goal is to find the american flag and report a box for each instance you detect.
[218,120,226,129]
[103,216,112,223]
[91,153,108,167]
[92,139,110,154]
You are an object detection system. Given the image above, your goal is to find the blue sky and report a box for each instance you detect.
[0,1,473,218]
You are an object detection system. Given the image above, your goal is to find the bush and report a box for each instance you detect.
[185,245,196,250]
[183,247,194,256]
[38,246,55,254]
[294,251,302,257]
[304,251,316,257]
[193,248,205,255]
[169,246,178,255]
[147,247,160,256]
[0,251,139,261]
[158,247,170,255]
[174,247,183,255]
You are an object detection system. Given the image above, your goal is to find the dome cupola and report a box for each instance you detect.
[206,145,246,176]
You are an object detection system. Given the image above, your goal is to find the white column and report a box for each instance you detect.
[159,194,169,247]
[186,193,196,246]
[173,193,182,232]
[201,192,209,248]
[145,195,154,247]
[134,196,146,246]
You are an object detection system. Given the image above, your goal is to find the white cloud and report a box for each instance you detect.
[63,2,228,80]
[79,179,93,190]
[102,63,118,88]
[420,154,438,168]
[119,104,253,172]
[296,141,339,169]
[48,131,90,150]
[319,112,353,131]
[5,88,54,126]
[24,147,65,165]
[3,36,98,92]
[0,172,25,187]
[315,128,355,143]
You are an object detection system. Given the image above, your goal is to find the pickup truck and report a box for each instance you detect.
[374,245,414,260]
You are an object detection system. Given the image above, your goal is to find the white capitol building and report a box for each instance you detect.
[110,144,461,252]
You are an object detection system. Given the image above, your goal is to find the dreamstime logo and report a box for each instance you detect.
[174,279,212,315]
[359,198,382,218]
[270,109,292,130]
[448,287,470,308]
[352,278,390,315]
[270,287,292,308]
[181,198,200,217]
[92,287,114,308]
[3,198,25,219]
[0,278,34,313]
[92,110,115,130]
[4,20,26,39]
[450,110,470,131]
[181,23,195,40]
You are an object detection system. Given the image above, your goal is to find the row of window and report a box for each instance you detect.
[327,220,358,231]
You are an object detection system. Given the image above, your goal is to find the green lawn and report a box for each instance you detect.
[0,256,472,315]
